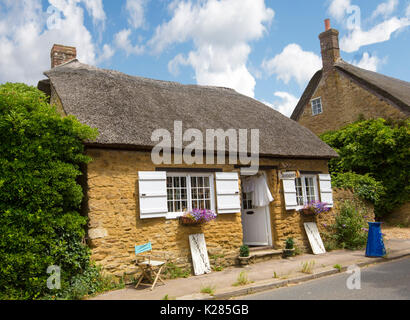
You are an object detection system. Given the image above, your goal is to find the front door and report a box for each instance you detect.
[241,191,270,246]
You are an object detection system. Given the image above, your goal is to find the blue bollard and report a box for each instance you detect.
[365,222,386,257]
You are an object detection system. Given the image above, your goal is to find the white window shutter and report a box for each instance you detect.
[282,173,298,210]
[318,174,334,208]
[215,172,241,214]
[138,171,168,219]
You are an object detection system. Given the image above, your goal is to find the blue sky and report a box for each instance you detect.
[1,0,410,116]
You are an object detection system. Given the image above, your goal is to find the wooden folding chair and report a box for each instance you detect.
[134,242,167,291]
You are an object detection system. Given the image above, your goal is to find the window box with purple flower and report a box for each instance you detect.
[299,200,331,216]
[179,209,217,225]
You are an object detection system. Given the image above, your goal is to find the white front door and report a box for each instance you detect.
[241,191,270,246]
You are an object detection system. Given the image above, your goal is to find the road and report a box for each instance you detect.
[240,257,410,300]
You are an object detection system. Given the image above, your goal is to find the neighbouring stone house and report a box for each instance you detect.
[38,44,346,278]
[291,19,409,224]
[291,20,410,136]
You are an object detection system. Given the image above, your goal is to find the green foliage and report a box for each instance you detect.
[200,285,216,296]
[164,263,191,279]
[332,172,386,205]
[43,264,124,300]
[333,264,342,272]
[239,245,250,257]
[300,261,315,274]
[285,238,294,249]
[326,201,369,250]
[232,271,252,287]
[321,118,410,217]
[0,83,98,299]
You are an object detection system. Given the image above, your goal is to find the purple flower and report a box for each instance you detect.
[362,228,369,232]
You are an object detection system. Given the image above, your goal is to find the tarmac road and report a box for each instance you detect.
[240,257,410,300]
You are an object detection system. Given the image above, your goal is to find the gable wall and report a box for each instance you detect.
[297,69,408,136]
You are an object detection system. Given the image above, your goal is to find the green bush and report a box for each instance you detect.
[332,172,386,205]
[0,83,98,299]
[321,118,410,217]
[328,201,368,250]
[239,245,250,257]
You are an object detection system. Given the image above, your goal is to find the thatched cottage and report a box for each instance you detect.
[38,44,338,277]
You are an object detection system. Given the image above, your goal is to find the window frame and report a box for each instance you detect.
[165,172,215,219]
[311,97,323,116]
[295,174,319,210]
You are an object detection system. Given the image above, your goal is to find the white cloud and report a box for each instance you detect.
[262,91,299,118]
[350,52,385,72]
[114,29,144,55]
[371,0,398,20]
[149,0,274,98]
[340,16,410,52]
[126,0,147,29]
[328,0,410,52]
[82,0,106,27]
[406,3,410,17]
[261,44,322,86]
[328,0,352,22]
[96,44,115,63]
[0,0,112,85]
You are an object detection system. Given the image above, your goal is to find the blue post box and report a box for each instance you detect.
[365,222,386,257]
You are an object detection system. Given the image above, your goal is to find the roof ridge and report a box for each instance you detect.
[45,59,239,94]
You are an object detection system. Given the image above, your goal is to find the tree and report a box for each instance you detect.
[321,118,410,218]
[0,83,98,299]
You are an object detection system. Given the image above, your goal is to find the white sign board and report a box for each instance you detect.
[189,233,211,276]
[280,171,297,180]
[304,222,326,255]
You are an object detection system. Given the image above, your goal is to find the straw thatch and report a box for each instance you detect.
[42,60,338,159]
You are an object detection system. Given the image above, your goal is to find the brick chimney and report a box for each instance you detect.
[50,44,76,68]
[319,19,340,72]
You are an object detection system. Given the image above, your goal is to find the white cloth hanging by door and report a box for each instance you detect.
[252,175,274,208]
[242,174,274,208]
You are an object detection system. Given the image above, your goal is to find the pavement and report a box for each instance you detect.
[90,239,410,300]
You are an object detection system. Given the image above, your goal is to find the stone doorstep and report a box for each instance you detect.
[176,249,410,301]
[249,249,283,263]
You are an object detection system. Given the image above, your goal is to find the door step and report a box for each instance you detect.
[244,248,283,264]
[249,246,274,253]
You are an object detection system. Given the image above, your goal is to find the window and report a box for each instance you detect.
[311,97,323,116]
[166,173,215,218]
[242,192,253,210]
[295,175,319,206]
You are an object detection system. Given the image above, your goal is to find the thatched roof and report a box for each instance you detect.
[291,60,410,121]
[42,59,337,159]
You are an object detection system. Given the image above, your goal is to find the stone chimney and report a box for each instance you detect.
[319,19,340,72]
[50,44,76,68]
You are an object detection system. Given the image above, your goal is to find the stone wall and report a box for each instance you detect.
[271,187,375,253]
[297,70,408,136]
[85,148,332,279]
[385,202,410,227]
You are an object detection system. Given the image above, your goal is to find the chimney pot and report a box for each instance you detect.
[325,19,331,31]
[50,44,77,68]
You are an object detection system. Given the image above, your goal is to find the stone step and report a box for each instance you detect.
[249,246,274,253]
[237,248,283,265]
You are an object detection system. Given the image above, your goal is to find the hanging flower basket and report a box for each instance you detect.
[179,209,217,226]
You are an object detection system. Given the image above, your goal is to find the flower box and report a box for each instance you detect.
[179,209,217,226]
[179,216,203,226]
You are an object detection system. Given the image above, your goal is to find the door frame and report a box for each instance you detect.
[240,172,273,247]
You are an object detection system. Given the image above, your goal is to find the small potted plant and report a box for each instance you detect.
[238,245,251,265]
[283,237,295,258]
[300,201,331,217]
[179,209,217,225]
